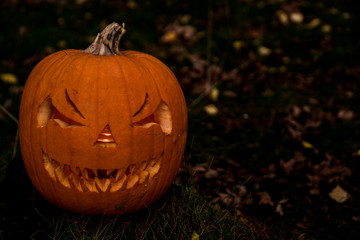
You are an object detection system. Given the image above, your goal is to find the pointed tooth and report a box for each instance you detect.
[42,152,50,163]
[92,169,98,178]
[80,178,89,192]
[138,170,149,184]
[58,162,64,171]
[146,157,162,179]
[63,164,72,175]
[95,177,111,192]
[115,169,125,182]
[69,165,80,176]
[110,175,127,192]
[129,164,137,174]
[82,168,89,180]
[44,161,56,180]
[148,159,157,167]
[55,166,70,188]
[126,175,139,189]
[106,169,113,176]
[69,174,83,192]
[134,163,141,172]
[52,159,60,168]
[104,178,111,191]
[43,153,56,181]
[54,166,63,180]
[82,177,98,193]
[140,161,148,171]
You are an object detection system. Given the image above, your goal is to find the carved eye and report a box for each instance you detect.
[132,94,172,134]
[52,105,83,128]
[37,90,84,128]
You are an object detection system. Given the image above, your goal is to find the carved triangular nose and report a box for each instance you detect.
[96,124,115,143]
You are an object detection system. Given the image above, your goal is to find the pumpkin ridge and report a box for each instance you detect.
[121,56,161,175]
[112,56,136,167]
[124,55,181,203]
[26,52,71,194]
[139,56,188,131]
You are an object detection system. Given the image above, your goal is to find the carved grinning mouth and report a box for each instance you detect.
[42,151,162,193]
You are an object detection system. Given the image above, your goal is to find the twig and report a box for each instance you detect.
[0,104,19,125]
[188,0,220,111]
[12,127,19,159]
[188,81,219,111]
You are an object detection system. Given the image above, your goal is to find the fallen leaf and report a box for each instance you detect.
[57,40,67,49]
[191,232,199,240]
[262,88,274,97]
[204,168,219,179]
[306,18,321,28]
[290,12,304,24]
[0,73,18,84]
[342,12,350,20]
[276,199,288,216]
[233,40,244,50]
[180,14,191,24]
[302,141,313,149]
[280,158,296,174]
[219,193,232,205]
[210,88,219,101]
[258,46,271,56]
[329,185,348,203]
[161,31,177,43]
[204,104,218,115]
[337,109,354,120]
[321,24,332,33]
[277,10,288,25]
[192,166,207,173]
[258,192,274,206]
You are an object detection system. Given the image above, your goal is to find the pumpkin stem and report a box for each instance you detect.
[84,22,126,56]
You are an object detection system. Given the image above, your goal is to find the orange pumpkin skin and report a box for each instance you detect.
[19,44,187,214]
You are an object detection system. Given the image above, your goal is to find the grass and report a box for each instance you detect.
[1,168,253,240]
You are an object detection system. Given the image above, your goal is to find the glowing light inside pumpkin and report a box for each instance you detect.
[37,95,84,128]
[96,125,115,143]
[132,97,172,134]
[94,124,117,147]
[42,150,162,193]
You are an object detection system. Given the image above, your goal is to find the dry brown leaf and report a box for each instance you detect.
[204,104,218,115]
[204,169,219,179]
[219,193,232,205]
[329,185,348,203]
[302,141,314,149]
[276,199,288,216]
[0,73,18,84]
[280,158,296,174]
[337,109,354,120]
[258,192,274,206]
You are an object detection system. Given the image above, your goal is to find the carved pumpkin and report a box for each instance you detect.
[19,23,187,215]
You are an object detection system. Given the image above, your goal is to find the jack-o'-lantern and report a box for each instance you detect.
[19,23,187,215]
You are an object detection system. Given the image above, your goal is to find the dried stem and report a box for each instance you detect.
[0,104,18,124]
[85,22,126,56]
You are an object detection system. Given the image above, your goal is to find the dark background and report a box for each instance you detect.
[1,0,360,239]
